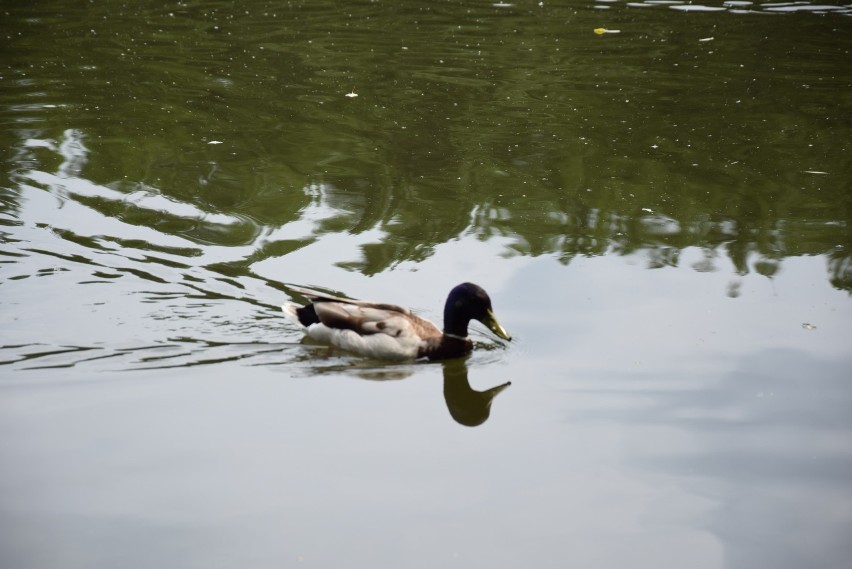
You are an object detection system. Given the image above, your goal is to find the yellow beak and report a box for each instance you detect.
[483,309,512,341]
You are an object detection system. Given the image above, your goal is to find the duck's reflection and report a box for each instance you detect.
[293,349,511,426]
[442,359,511,427]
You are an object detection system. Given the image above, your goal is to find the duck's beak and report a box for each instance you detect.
[483,309,512,341]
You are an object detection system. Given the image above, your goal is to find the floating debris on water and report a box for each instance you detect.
[801,323,817,331]
[594,28,621,35]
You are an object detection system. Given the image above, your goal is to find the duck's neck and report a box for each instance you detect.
[443,331,468,341]
[443,302,470,338]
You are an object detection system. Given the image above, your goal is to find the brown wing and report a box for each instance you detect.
[403,311,442,338]
[288,285,414,316]
[313,301,441,339]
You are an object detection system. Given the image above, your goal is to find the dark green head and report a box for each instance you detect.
[443,282,511,341]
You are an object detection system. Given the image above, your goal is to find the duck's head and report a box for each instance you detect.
[443,282,512,341]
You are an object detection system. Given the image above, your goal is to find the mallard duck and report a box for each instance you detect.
[282,282,511,360]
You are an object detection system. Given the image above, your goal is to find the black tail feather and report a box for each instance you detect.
[295,304,321,326]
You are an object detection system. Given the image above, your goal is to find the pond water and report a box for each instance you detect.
[2,1,851,568]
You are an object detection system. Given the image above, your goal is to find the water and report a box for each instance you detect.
[2,2,851,568]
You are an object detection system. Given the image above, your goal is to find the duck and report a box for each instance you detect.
[281,282,511,360]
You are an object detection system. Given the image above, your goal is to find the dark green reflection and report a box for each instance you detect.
[442,359,511,427]
[2,1,850,289]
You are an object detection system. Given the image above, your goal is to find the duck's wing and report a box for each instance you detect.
[313,302,441,338]
[288,285,414,315]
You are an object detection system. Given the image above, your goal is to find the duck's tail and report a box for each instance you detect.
[281,303,320,328]
[281,303,304,329]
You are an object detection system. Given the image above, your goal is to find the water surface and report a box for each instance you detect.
[2,2,851,568]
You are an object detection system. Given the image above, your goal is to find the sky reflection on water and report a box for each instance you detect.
[2,1,851,568]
